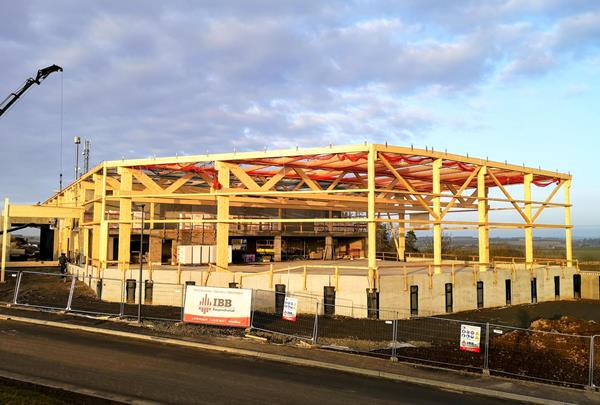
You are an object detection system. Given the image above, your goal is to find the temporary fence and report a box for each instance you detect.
[315,306,397,358]
[2,268,600,389]
[13,270,75,311]
[394,316,487,371]
[250,289,318,341]
[487,324,592,387]
[0,270,19,304]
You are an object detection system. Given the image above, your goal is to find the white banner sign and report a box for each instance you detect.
[460,324,481,353]
[183,285,252,328]
[282,297,298,322]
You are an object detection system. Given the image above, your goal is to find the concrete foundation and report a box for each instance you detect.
[67,261,592,319]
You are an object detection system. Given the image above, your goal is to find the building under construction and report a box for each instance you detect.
[1,143,588,315]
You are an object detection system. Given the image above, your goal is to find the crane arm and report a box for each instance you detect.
[0,64,63,118]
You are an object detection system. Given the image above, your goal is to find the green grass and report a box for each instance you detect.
[0,378,115,405]
[572,246,600,261]
[0,383,69,405]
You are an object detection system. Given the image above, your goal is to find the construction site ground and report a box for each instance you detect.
[1,268,600,403]
[0,304,598,405]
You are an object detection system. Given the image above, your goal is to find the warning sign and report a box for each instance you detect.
[460,324,481,353]
[282,296,298,322]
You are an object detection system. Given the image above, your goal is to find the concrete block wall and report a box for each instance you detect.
[66,264,590,319]
[582,273,600,299]
[379,266,579,317]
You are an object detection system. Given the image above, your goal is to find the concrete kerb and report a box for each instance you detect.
[0,313,583,405]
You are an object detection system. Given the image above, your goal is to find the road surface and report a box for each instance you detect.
[0,319,517,404]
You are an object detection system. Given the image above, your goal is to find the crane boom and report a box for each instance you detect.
[0,64,63,118]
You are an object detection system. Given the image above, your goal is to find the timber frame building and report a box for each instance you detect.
[1,143,573,286]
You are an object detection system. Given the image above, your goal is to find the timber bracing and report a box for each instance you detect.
[26,143,573,288]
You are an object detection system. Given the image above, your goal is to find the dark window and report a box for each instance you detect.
[505,279,512,305]
[476,281,484,309]
[410,285,418,316]
[445,283,453,313]
[531,278,537,303]
[573,274,581,299]
[554,276,560,299]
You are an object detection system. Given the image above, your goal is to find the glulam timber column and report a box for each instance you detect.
[91,173,103,268]
[98,166,109,274]
[478,167,489,272]
[118,167,132,275]
[215,161,230,271]
[1,198,9,283]
[432,158,442,273]
[524,173,534,269]
[367,145,377,290]
[394,211,406,261]
[564,179,573,266]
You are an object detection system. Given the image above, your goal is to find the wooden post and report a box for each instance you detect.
[91,173,102,268]
[215,161,230,272]
[98,165,108,272]
[367,144,377,290]
[524,173,534,269]
[478,166,489,272]
[118,167,132,273]
[564,179,573,266]
[432,158,442,273]
[303,265,307,290]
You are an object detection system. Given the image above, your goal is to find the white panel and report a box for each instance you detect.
[192,245,201,265]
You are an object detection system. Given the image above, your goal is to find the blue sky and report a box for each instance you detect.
[0,1,598,237]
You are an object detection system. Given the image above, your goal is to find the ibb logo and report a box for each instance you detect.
[198,294,212,314]
[198,294,232,314]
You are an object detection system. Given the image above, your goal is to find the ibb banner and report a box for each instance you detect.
[183,285,252,327]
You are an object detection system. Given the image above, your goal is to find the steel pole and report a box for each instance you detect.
[138,204,145,323]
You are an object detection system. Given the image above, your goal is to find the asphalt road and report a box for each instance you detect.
[0,320,518,404]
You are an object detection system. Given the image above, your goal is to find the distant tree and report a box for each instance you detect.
[441,232,453,254]
[405,230,418,253]
[376,223,395,252]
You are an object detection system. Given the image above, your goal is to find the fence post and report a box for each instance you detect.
[65,275,76,311]
[303,265,307,290]
[589,335,596,388]
[12,271,22,305]
[483,322,490,376]
[249,289,256,331]
[391,315,398,361]
[180,283,187,322]
[311,301,319,345]
[119,279,125,318]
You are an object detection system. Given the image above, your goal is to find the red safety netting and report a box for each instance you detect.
[137,163,216,174]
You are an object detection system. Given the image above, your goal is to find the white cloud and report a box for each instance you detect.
[0,0,599,201]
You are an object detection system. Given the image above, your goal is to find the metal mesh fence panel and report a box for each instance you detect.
[70,276,123,316]
[14,270,73,310]
[394,317,487,371]
[0,270,19,303]
[251,289,317,340]
[488,324,591,387]
[121,281,183,322]
[315,306,396,358]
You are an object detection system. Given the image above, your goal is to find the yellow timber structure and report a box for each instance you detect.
[1,143,573,286]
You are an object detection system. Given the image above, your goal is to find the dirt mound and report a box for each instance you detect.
[529,316,600,336]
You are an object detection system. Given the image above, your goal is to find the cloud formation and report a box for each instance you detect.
[0,0,599,201]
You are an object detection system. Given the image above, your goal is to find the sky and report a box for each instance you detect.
[0,0,599,237]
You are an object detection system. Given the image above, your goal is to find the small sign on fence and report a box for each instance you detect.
[183,285,251,327]
[282,296,298,322]
[459,324,481,353]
